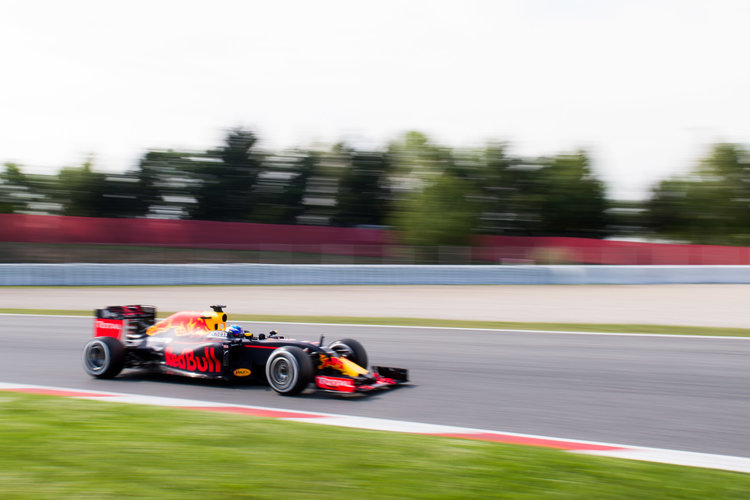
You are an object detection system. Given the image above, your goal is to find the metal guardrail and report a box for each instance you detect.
[2,264,750,286]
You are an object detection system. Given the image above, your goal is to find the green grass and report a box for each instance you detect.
[3,308,750,336]
[0,392,748,499]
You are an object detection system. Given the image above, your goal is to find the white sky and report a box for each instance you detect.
[2,0,749,200]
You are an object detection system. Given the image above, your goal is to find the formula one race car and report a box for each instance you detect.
[82,305,408,396]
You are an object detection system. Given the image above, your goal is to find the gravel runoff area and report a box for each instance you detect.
[1,284,749,328]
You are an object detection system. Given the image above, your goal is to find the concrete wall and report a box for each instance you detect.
[3,263,750,286]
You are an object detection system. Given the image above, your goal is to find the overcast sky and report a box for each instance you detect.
[2,0,749,199]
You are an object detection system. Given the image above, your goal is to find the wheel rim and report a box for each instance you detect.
[268,354,297,391]
[85,341,108,374]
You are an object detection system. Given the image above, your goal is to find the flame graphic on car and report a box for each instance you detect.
[318,355,369,377]
[147,311,221,337]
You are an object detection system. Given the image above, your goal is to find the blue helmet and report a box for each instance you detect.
[226,325,243,337]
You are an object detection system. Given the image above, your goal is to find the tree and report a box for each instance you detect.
[646,143,750,244]
[2,163,26,185]
[333,147,392,227]
[385,133,483,260]
[473,143,536,235]
[472,147,609,238]
[530,152,610,238]
[57,160,107,217]
[0,163,30,213]
[387,131,453,193]
[391,171,480,258]
[251,150,319,224]
[56,158,153,218]
[136,150,199,219]
[189,128,263,221]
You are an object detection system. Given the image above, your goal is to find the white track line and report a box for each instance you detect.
[2,313,749,339]
[1,382,748,474]
[236,320,750,340]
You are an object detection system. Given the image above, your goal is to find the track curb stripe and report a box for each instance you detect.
[0,387,117,398]
[1,382,749,474]
[181,406,326,419]
[429,433,625,451]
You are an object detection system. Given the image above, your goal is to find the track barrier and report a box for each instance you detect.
[2,263,750,286]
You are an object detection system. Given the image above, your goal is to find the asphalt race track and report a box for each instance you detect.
[2,314,749,458]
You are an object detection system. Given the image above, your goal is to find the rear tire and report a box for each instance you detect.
[265,346,313,395]
[330,338,368,368]
[82,337,126,379]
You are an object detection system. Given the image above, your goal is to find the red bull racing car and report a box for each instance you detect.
[82,305,408,396]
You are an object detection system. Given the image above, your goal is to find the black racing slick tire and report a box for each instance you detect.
[329,338,368,369]
[265,346,313,396]
[82,337,126,379]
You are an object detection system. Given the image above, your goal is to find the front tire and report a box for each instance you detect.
[265,346,313,395]
[82,337,126,379]
[330,338,368,368]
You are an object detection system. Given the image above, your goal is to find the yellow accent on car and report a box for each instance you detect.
[318,354,369,377]
[338,357,369,376]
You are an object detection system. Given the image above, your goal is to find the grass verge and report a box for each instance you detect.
[2,308,750,336]
[0,392,748,499]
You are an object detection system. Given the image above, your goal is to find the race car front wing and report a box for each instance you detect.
[315,366,409,393]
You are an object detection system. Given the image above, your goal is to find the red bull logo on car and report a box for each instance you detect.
[165,346,222,374]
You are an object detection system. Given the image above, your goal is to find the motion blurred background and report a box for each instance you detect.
[2,0,750,264]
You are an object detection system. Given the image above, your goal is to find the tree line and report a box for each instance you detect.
[1,128,747,247]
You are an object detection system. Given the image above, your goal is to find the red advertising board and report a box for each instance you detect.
[2,213,750,265]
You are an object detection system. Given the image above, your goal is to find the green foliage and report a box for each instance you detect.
[291,144,348,226]
[252,150,319,224]
[1,393,749,499]
[137,150,198,219]
[474,144,541,236]
[0,129,617,243]
[0,163,30,213]
[646,143,750,244]
[388,131,453,186]
[333,147,392,227]
[531,152,610,238]
[452,146,610,239]
[57,159,151,218]
[1,163,26,185]
[0,128,614,242]
[189,128,263,222]
[392,171,480,251]
[57,161,102,216]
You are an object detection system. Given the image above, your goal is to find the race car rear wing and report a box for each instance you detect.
[94,305,156,341]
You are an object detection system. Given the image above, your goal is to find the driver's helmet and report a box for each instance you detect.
[226,325,243,338]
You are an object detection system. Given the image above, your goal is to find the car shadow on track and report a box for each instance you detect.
[110,370,413,402]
